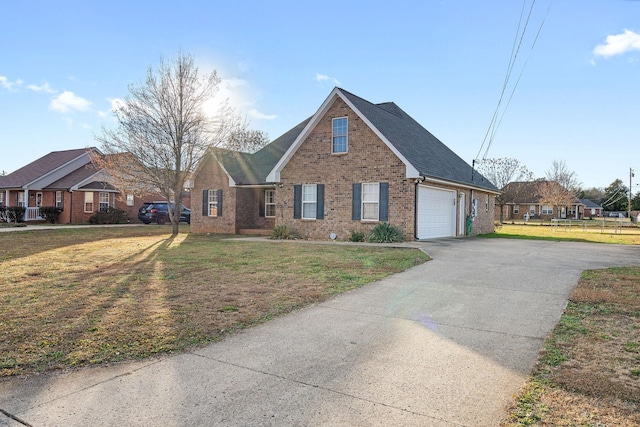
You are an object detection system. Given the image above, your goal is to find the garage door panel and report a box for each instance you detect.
[417,186,456,239]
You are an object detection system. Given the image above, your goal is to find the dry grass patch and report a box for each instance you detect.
[503,266,640,426]
[0,228,427,377]
[486,223,640,245]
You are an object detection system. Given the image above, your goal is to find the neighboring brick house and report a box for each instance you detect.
[0,148,152,223]
[192,88,499,240]
[496,181,586,221]
[580,199,603,218]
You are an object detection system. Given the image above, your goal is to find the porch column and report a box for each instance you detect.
[23,188,29,221]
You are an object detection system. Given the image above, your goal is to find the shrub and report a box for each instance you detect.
[349,230,365,242]
[270,225,299,240]
[88,208,130,224]
[0,206,26,223]
[39,206,63,224]
[367,222,404,243]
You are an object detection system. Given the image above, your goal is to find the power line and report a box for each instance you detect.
[475,0,554,161]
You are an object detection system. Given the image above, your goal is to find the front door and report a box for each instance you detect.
[36,192,43,208]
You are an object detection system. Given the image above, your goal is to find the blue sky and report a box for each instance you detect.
[1,0,638,190]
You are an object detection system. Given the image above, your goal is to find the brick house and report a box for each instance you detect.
[0,148,153,223]
[191,88,499,240]
[496,181,586,221]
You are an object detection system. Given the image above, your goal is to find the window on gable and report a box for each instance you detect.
[126,194,134,207]
[84,192,94,213]
[99,192,110,212]
[302,184,317,219]
[265,190,276,217]
[332,117,348,154]
[362,183,380,221]
[208,189,218,217]
[485,194,489,211]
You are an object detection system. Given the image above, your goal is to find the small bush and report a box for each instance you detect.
[367,222,404,243]
[0,206,26,223]
[88,208,130,224]
[39,206,62,224]
[270,225,299,240]
[349,230,365,242]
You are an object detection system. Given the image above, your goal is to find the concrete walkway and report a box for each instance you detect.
[1,238,638,426]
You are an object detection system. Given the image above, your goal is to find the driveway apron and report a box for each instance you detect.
[1,239,638,426]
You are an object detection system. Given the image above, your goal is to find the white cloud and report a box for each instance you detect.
[27,82,57,94]
[593,29,640,58]
[49,91,92,113]
[248,109,277,120]
[315,73,340,85]
[0,76,22,91]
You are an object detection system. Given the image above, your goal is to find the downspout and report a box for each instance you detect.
[69,191,73,224]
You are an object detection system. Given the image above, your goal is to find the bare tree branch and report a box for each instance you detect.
[94,53,244,235]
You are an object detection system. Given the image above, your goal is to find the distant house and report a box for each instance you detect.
[579,199,603,218]
[0,148,151,223]
[497,181,587,221]
[191,88,499,240]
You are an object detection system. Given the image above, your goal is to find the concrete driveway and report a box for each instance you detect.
[1,238,638,426]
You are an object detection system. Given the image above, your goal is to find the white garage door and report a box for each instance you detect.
[417,186,457,239]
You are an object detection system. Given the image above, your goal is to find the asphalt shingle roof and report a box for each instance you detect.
[0,148,91,188]
[213,118,311,185]
[213,89,497,192]
[339,89,498,192]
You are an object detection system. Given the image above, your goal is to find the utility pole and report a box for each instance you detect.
[630,167,634,218]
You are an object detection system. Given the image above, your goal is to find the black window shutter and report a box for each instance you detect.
[202,190,208,216]
[293,185,301,219]
[352,183,361,220]
[316,184,324,219]
[217,189,223,216]
[259,190,265,217]
[379,182,389,221]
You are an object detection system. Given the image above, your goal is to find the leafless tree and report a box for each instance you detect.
[537,160,581,218]
[224,129,270,153]
[477,157,534,222]
[94,53,243,235]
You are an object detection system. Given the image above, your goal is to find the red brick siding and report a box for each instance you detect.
[277,98,415,241]
[191,154,237,233]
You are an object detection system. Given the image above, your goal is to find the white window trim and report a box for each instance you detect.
[529,205,536,214]
[513,205,519,214]
[99,192,110,212]
[542,205,553,215]
[301,184,317,220]
[0,192,4,206]
[361,182,380,221]
[126,194,134,207]
[331,117,348,154]
[208,189,218,217]
[84,191,94,213]
[265,190,276,218]
[55,191,63,208]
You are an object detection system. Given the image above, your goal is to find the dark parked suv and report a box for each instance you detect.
[138,202,191,225]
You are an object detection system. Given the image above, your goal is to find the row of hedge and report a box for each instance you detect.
[0,206,131,225]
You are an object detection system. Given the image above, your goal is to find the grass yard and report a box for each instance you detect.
[487,222,640,245]
[494,223,640,426]
[0,226,428,377]
[503,266,640,426]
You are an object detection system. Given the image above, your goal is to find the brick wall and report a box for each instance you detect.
[191,154,237,234]
[277,98,415,241]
